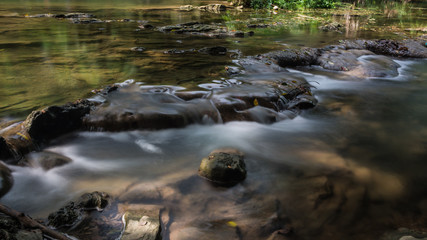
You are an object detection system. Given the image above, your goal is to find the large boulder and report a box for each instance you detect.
[0,100,93,162]
[198,148,247,186]
[23,99,93,143]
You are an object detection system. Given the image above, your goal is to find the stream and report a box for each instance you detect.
[1,1,427,239]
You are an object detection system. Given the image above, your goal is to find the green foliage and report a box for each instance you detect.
[250,0,336,9]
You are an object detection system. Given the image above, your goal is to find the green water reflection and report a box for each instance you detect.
[0,0,425,118]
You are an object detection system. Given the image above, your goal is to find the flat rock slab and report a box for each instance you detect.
[118,204,161,240]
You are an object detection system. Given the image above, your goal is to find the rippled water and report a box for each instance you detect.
[1,1,427,240]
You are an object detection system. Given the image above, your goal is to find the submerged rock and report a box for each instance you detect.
[27,12,95,18]
[27,151,72,171]
[119,204,162,240]
[198,46,227,55]
[157,22,250,38]
[319,22,343,32]
[198,148,246,186]
[47,191,109,229]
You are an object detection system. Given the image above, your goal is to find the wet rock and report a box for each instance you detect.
[318,49,400,78]
[119,204,161,240]
[179,5,194,11]
[27,151,71,171]
[198,46,227,55]
[83,85,220,131]
[27,12,95,18]
[130,47,146,52]
[69,18,104,24]
[47,191,109,229]
[163,49,196,54]
[138,24,155,30]
[158,22,248,38]
[175,91,209,101]
[340,39,427,58]
[0,214,43,240]
[382,228,427,240]
[0,162,13,198]
[57,13,95,18]
[317,49,373,71]
[198,4,227,13]
[363,39,427,58]
[352,55,401,78]
[319,22,343,32]
[23,99,93,143]
[247,24,270,28]
[286,94,317,110]
[198,148,246,186]
[237,56,287,73]
[264,48,321,67]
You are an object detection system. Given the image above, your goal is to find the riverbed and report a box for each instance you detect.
[1,1,427,239]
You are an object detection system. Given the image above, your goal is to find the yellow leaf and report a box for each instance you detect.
[17,132,30,141]
[253,99,259,106]
[227,221,237,228]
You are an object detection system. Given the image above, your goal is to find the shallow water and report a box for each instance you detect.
[1,1,427,240]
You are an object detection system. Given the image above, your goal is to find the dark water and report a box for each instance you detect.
[1,1,427,240]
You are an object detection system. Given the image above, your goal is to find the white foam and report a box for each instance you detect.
[135,139,163,154]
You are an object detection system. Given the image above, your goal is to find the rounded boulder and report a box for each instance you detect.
[198,148,246,186]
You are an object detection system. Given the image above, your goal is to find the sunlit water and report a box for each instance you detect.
[1,1,427,240]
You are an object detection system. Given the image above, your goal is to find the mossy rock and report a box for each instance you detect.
[198,148,246,186]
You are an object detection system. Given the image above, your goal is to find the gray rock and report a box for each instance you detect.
[198,148,246,186]
[317,49,373,71]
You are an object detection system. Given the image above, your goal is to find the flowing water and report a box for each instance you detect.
[1,1,427,239]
